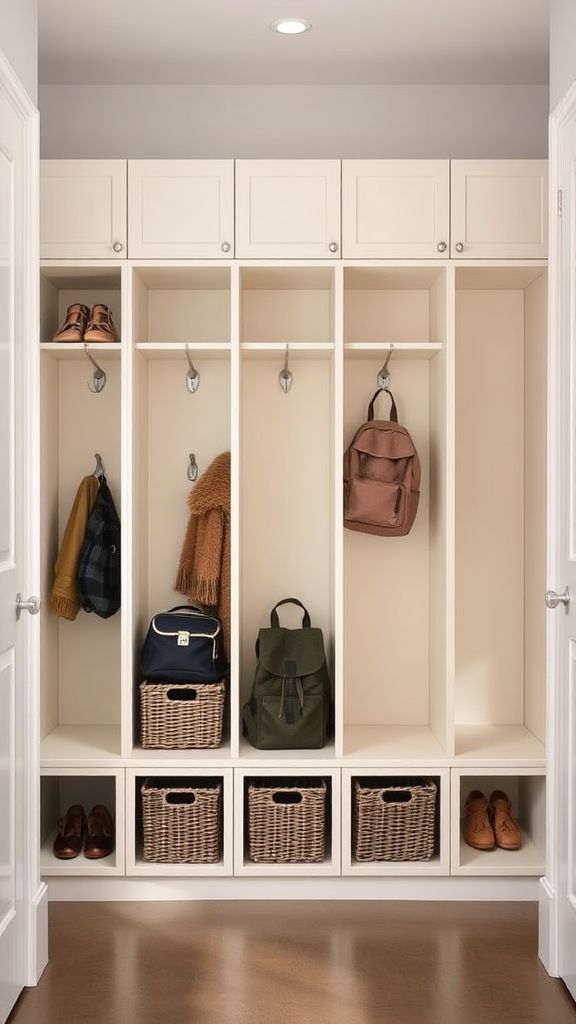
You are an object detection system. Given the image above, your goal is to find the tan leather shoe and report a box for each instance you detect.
[85,804,114,859]
[52,303,89,343]
[463,790,495,850]
[53,804,86,859]
[84,304,119,343]
[490,790,522,850]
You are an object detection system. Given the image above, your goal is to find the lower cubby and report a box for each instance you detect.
[40,768,124,876]
[125,768,233,876]
[235,768,341,876]
[451,767,546,877]
[341,768,449,876]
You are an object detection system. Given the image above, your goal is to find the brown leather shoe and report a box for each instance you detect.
[85,805,114,859]
[53,804,86,859]
[463,790,495,850]
[52,303,89,343]
[84,304,119,344]
[490,790,522,850]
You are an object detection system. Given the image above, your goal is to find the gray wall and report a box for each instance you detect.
[39,83,549,158]
[550,0,576,110]
[0,0,37,103]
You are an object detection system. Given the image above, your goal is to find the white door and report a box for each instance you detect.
[0,67,41,1021]
[235,159,341,258]
[40,159,127,258]
[342,159,450,258]
[128,160,234,258]
[451,159,548,259]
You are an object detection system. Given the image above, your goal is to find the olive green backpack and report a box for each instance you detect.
[242,599,332,750]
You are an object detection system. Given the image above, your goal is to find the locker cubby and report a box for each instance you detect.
[235,768,341,875]
[454,267,547,762]
[40,768,124,876]
[40,264,122,347]
[39,335,122,765]
[344,265,445,350]
[126,768,233,876]
[240,266,335,348]
[130,347,232,758]
[132,266,231,346]
[341,768,449,876]
[451,768,546,876]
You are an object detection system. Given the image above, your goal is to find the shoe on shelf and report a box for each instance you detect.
[489,790,522,850]
[85,804,114,860]
[53,804,86,859]
[52,303,89,343]
[84,304,119,344]
[463,790,495,851]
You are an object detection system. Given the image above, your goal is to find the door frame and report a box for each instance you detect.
[0,46,46,992]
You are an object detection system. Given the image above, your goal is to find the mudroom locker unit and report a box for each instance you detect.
[38,157,549,894]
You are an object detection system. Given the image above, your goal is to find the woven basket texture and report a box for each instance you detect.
[247,780,327,864]
[140,680,224,749]
[141,779,222,863]
[353,778,437,862]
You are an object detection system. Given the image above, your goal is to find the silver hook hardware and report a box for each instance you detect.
[84,345,106,394]
[187,453,198,482]
[377,346,394,391]
[185,345,200,394]
[279,344,293,394]
[93,452,106,480]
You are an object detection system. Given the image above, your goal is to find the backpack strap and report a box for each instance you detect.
[367,388,398,423]
[270,599,311,628]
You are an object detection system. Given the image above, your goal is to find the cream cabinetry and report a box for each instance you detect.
[128,159,234,258]
[235,159,341,258]
[40,160,127,259]
[342,160,450,259]
[450,160,548,259]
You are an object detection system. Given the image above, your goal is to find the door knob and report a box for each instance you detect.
[15,593,41,620]
[545,587,571,611]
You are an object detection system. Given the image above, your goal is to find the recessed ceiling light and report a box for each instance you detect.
[270,18,312,35]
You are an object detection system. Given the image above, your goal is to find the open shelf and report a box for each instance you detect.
[457,833,544,877]
[344,342,442,360]
[241,266,335,345]
[343,726,448,763]
[132,266,231,344]
[455,725,545,765]
[129,743,232,764]
[239,738,336,763]
[40,264,122,345]
[40,770,124,876]
[135,342,231,359]
[241,342,334,359]
[40,342,121,359]
[344,266,445,345]
[41,725,121,766]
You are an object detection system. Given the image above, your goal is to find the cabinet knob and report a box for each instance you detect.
[455,242,465,253]
[112,241,124,253]
[221,241,231,253]
[329,242,339,253]
[437,241,447,253]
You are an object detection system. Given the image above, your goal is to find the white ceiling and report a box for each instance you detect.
[39,0,549,86]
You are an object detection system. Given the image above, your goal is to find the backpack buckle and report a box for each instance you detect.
[177,631,190,646]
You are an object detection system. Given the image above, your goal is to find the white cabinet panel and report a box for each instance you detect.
[451,160,548,259]
[128,160,234,258]
[41,159,127,258]
[235,160,341,258]
[342,160,450,258]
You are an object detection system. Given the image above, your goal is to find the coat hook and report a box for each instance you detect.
[84,345,106,394]
[93,452,105,480]
[377,345,394,391]
[185,345,200,394]
[279,344,293,394]
[187,453,198,482]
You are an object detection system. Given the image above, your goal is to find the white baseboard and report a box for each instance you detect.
[539,876,559,976]
[27,883,48,985]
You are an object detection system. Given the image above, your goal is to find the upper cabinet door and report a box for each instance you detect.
[235,160,341,259]
[342,160,450,259]
[450,160,548,259]
[128,160,234,258]
[41,159,127,258]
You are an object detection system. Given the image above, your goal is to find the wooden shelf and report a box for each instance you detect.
[241,342,334,359]
[129,742,232,764]
[343,851,445,877]
[41,833,119,876]
[343,726,449,763]
[41,726,122,766]
[129,853,230,877]
[455,725,545,765]
[455,832,544,877]
[239,738,336,764]
[344,342,442,359]
[135,342,231,359]
[40,342,121,359]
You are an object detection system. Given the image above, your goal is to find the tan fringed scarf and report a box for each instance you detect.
[175,452,230,656]
[50,474,99,621]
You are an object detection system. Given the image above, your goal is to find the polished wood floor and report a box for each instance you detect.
[8,902,576,1024]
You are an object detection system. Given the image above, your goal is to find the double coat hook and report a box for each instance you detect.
[185,345,200,394]
[84,345,106,394]
[377,346,394,391]
[279,344,293,394]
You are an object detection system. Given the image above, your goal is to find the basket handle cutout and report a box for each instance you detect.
[167,688,197,701]
[165,792,196,805]
[381,790,413,804]
[272,790,303,805]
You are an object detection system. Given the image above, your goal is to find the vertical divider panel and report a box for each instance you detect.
[230,264,241,757]
[121,262,133,758]
[333,265,344,758]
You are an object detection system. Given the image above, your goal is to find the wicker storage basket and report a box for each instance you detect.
[140,680,225,749]
[247,779,327,864]
[141,779,222,863]
[353,778,437,862]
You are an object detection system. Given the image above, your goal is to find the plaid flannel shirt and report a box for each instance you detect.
[77,479,121,618]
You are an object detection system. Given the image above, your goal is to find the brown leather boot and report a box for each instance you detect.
[490,790,522,850]
[463,790,495,851]
[84,304,119,343]
[53,804,86,859]
[85,805,114,859]
[52,303,89,343]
